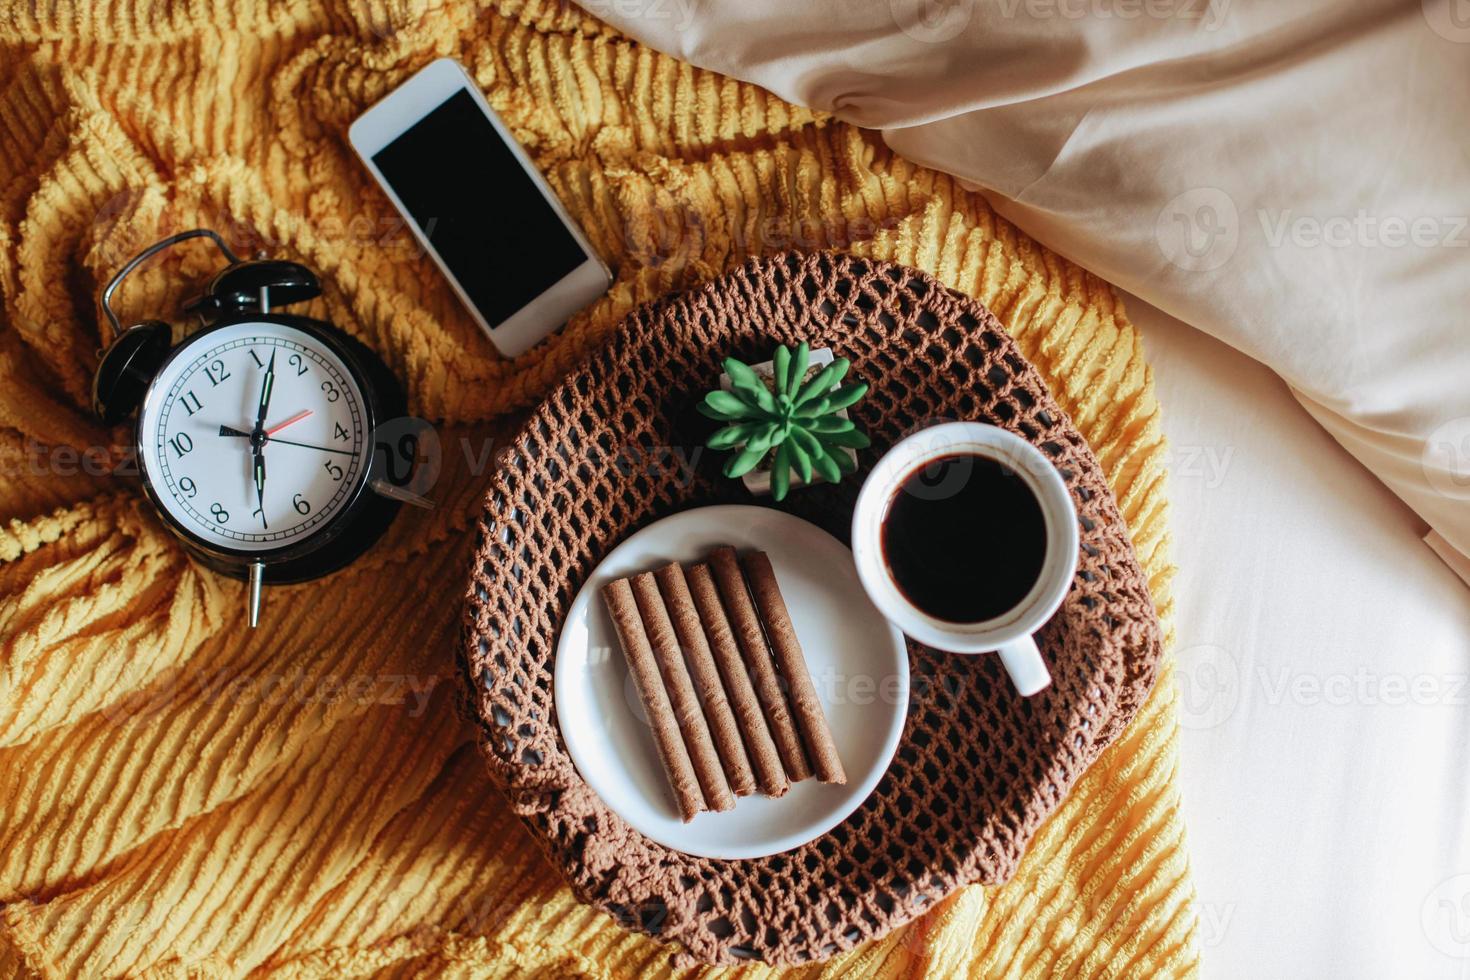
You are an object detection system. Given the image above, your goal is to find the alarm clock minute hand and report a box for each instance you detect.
[255,351,275,433]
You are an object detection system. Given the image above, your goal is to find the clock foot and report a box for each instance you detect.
[248,560,264,627]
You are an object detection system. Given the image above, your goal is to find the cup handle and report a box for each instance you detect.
[998,635,1051,696]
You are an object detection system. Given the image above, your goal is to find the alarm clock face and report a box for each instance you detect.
[138,321,370,554]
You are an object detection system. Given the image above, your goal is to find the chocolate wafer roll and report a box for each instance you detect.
[685,562,790,797]
[629,572,736,812]
[708,545,812,783]
[602,577,705,821]
[741,551,847,784]
[655,562,757,796]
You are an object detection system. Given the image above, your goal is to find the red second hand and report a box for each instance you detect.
[265,409,312,436]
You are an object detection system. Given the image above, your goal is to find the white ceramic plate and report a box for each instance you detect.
[554,505,909,859]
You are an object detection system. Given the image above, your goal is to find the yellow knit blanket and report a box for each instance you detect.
[0,0,1197,975]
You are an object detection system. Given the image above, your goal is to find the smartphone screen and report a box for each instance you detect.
[370,89,588,330]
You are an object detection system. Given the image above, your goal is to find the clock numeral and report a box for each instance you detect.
[292,493,312,515]
[178,477,198,498]
[334,421,349,441]
[209,502,229,523]
[168,432,194,458]
[203,359,231,387]
[323,460,344,481]
[249,348,265,368]
[320,380,340,403]
[180,390,203,416]
[288,353,309,377]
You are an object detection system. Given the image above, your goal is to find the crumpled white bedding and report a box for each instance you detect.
[1135,294,1470,978]
[585,0,1470,581]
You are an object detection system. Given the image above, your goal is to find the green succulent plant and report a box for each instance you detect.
[699,342,870,501]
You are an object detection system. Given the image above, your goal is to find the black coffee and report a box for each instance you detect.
[879,452,1048,623]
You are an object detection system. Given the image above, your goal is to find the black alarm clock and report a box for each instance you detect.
[93,228,417,627]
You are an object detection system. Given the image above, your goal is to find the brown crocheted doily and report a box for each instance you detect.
[459,251,1163,966]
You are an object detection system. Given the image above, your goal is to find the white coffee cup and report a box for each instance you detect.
[850,422,1079,696]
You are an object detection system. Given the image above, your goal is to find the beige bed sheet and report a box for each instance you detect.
[586,0,1470,580]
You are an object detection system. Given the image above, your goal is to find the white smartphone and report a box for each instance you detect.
[349,58,610,358]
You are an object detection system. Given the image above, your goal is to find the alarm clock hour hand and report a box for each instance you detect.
[247,407,310,530]
[253,449,268,529]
